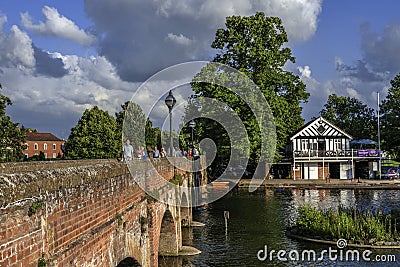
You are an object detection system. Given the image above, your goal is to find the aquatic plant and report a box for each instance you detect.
[294,205,400,243]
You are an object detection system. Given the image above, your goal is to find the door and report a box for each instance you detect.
[318,140,325,157]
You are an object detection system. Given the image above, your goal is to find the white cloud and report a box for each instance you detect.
[0,18,35,68]
[298,65,312,78]
[166,33,193,46]
[84,0,323,81]
[21,6,95,45]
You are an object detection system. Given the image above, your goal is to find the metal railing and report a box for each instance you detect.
[293,149,380,159]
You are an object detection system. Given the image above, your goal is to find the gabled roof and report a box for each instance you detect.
[290,116,353,140]
[26,132,63,142]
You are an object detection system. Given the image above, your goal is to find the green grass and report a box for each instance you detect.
[295,205,400,243]
[382,159,400,166]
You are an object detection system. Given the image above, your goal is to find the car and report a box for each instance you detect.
[382,167,400,179]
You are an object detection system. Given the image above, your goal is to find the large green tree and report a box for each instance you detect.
[67,106,119,159]
[115,101,161,150]
[320,94,377,140]
[381,74,400,158]
[190,13,309,164]
[0,83,26,162]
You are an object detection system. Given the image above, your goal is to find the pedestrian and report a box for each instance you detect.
[122,139,134,161]
[153,146,160,158]
[175,147,182,157]
[141,146,147,159]
[160,147,166,158]
[136,146,142,159]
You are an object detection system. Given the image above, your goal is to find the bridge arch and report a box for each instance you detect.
[117,257,141,267]
[158,208,179,256]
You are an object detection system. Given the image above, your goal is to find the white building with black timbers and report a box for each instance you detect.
[289,116,380,180]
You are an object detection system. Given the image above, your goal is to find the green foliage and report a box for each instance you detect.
[37,253,46,267]
[28,201,43,217]
[0,84,26,162]
[145,119,161,149]
[67,106,119,159]
[320,94,377,140]
[296,205,400,243]
[116,101,146,149]
[381,73,400,159]
[116,101,161,150]
[170,173,183,185]
[190,12,309,165]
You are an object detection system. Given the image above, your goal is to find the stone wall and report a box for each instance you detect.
[0,158,203,267]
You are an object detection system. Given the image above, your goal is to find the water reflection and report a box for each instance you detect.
[159,188,400,266]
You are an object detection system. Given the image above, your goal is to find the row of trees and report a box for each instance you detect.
[66,102,162,159]
[1,13,400,162]
[318,73,400,158]
[0,84,26,162]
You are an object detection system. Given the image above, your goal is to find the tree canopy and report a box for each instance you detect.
[0,83,26,162]
[190,12,309,166]
[67,106,119,159]
[381,74,400,158]
[115,101,161,150]
[319,94,377,140]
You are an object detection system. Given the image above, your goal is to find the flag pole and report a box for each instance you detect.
[377,91,382,179]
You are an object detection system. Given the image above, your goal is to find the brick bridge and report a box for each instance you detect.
[0,157,206,267]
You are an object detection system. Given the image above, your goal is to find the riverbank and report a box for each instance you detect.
[235,178,400,189]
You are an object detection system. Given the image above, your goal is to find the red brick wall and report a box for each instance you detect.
[318,163,329,180]
[0,158,201,267]
[23,140,65,159]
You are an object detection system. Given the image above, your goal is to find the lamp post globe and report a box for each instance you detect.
[165,90,176,157]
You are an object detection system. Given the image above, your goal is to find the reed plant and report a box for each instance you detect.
[295,205,400,243]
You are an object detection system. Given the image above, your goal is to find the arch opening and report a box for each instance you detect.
[116,257,141,267]
[158,209,178,256]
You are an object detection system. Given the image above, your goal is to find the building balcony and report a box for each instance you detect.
[293,149,380,160]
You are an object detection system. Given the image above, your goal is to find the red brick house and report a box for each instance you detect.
[23,132,65,159]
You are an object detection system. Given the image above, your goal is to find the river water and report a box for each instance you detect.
[159,188,400,266]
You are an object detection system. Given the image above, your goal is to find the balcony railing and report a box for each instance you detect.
[293,149,380,159]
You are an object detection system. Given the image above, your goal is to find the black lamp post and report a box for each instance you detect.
[189,120,196,158]
[188,120,197,207]
[165,90,176,157]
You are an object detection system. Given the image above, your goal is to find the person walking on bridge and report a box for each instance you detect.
[122,139,134,161]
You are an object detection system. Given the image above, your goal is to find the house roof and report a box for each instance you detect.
[289,116,353,140]
[26,132,63,142]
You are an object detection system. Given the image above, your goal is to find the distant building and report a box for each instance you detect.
[23,132,65,159]
[288,116,380,180]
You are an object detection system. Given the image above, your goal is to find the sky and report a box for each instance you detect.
[0,0,400,139]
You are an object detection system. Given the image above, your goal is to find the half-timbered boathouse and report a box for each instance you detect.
[289,116,380,180]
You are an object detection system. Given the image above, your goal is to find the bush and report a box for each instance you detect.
[295,205,400,243]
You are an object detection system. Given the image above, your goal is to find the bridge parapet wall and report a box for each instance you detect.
[0,158,204,267]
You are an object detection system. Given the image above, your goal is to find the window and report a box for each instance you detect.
[53,153,57,158]
[334,139,342,150]
[44,153,47,158]
[24,143,28,149]
[53,144,56,150]
[34,143,38,150]
[44,143,47,150]
[301,140,309,151]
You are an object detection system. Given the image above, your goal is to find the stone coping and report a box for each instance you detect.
[286,229,400,249]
